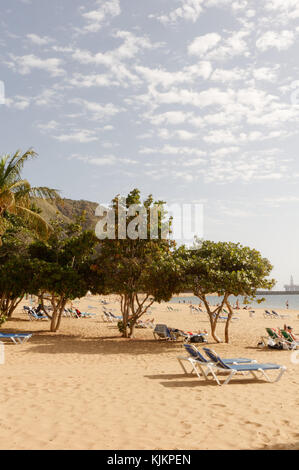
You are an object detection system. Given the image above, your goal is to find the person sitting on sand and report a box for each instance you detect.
[75,308,82,317]
[35,303,46,317]
[284,325,298,341]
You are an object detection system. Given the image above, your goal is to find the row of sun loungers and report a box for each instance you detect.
[261,327,299,350]
[177,344,287,385]
[24,306,96,320]
[264,310,290,319]
[102,310,122,322]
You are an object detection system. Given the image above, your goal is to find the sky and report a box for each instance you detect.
[1,0,299,288]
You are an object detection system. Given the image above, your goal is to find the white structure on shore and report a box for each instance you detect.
[284,276,299,292]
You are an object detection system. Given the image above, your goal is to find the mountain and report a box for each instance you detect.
[35,198,99,231]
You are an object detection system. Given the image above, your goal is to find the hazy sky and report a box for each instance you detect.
[1,0,299,288]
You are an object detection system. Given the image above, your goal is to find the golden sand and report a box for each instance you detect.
[0,295,298,450]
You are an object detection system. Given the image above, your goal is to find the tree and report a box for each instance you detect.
[0,149,59,244]
[91,189,182,338]
[0,256,37,321]
[0,213,44,323]
[29,217,98,332]
[186,240,275,343]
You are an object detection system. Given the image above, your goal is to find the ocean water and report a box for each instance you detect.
[170,294,299,311]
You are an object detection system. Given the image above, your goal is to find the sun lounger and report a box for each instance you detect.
[177,344,255,380]
[0,332,32,344]
[272,310,290,319]
[69,308,96,318]
[102,311,114,322]
[153,324,177,341]
[203,347,257,365]
[136,320,155,329]
[105,311,122,320]
[260,328,294,349]
[202,348,287,385]
[264,310,274,318]
[279,330,299,349]
[177,344,213,379]
[26,308,48,321]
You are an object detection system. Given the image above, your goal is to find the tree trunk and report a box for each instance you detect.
[50,296,67,332]
[224,300,233,343]
[7,295,24,318]
[50,308,59,332]
[209,315,222,343]
[120,294,130,338]
[201,295,222,343]
[129,322,135,338]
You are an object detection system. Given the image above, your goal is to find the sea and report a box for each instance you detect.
[170,294,299,311]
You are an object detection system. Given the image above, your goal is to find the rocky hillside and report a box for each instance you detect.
[35,198,99,231]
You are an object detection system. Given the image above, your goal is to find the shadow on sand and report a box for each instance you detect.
[5,331,194,356]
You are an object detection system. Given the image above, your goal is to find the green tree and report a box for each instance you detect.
[0,256,37,322]
[91,189,181,338]
[29,217,98,332]
[0,213,45,324]
[0,149,59,244]
[186,240,275,343]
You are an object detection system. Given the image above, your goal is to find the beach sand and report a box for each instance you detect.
[0,295,298,450]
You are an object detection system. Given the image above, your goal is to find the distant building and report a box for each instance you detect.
[284,276,299,292]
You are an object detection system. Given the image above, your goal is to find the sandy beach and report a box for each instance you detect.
[0,295,298,450]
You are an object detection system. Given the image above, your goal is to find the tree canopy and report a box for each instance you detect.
[186,240,275,342]
[91,189,181,337]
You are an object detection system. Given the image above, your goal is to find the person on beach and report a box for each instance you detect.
[35,303,46,317]
[75,308,82,317]
[286,300,289,309]
[284,325,298,341]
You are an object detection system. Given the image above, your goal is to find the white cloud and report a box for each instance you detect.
[70,153,137,166]
[140,145,206,157]
[68,73,116,88]
[26,34,54,46]
[188,33,221,56]
[153,0,230,25]
[5,95,31,110]
[256,30,295,51]
[71,31,159,86]
[54,130,99,143]
[188,31,249,60]
[146,111,191,126]
[136,61,212,89]
[265,0,299,20]
[81,0,121,33]
[37,120,59,131]
[7,54,65,76]
[211,67,248,82]
[253,66,279,82]
[71,98,123,120]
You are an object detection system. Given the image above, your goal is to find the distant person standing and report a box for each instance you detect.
[286,300,289,309]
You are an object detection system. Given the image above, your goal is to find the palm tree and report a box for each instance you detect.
[0,149,60,244]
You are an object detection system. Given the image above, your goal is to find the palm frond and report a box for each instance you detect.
[14,205,50,240]
[29,186,60,201]
[4,149,37,182]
